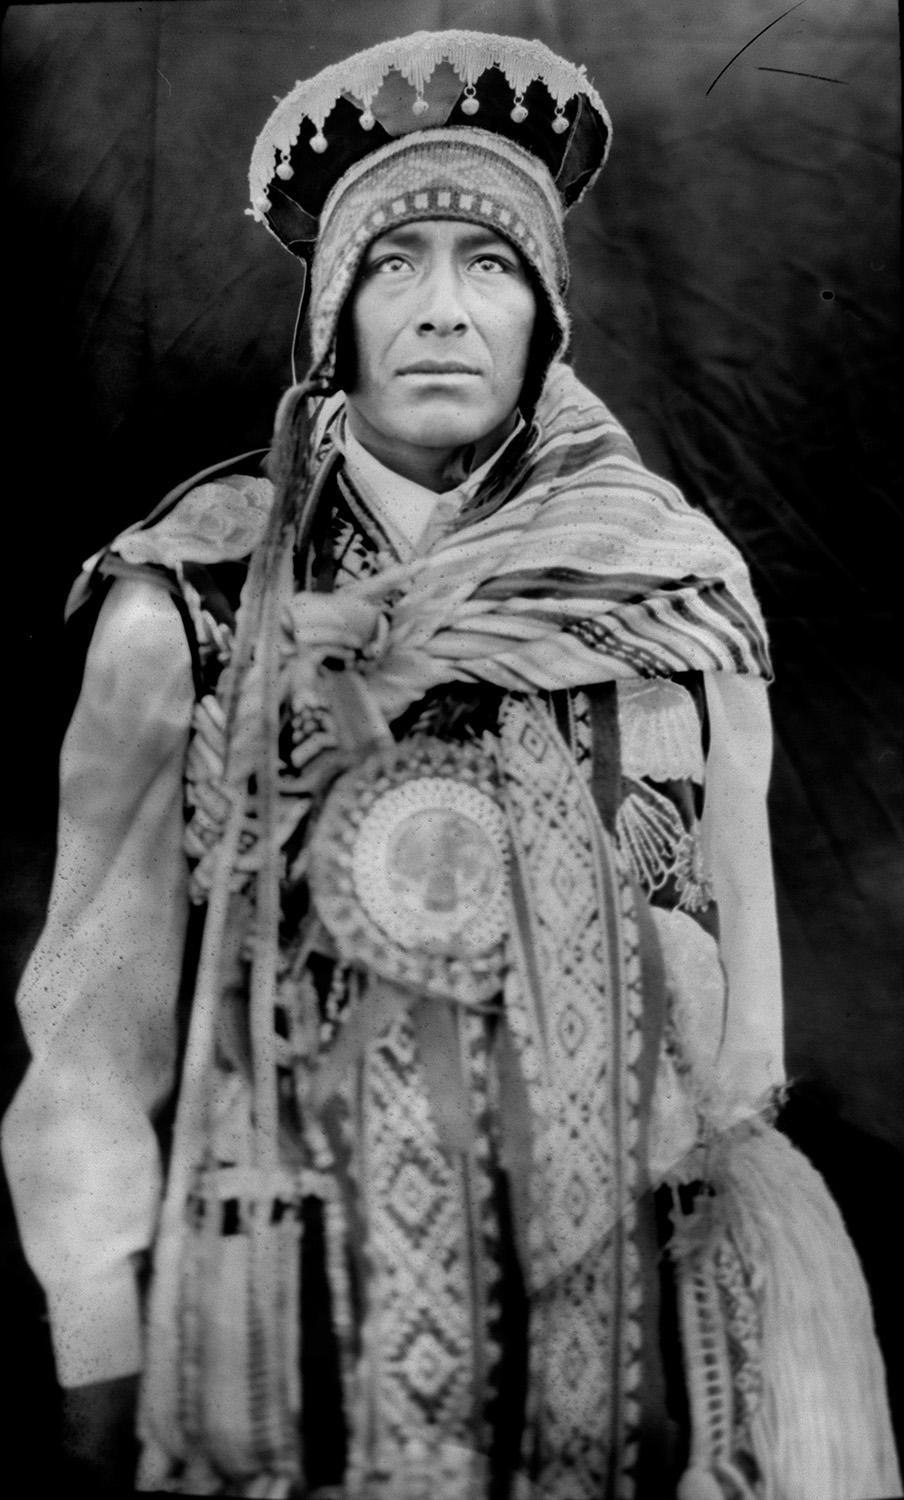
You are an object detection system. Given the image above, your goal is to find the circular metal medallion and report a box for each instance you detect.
[309,737,510,1002]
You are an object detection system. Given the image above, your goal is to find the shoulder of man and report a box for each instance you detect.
[59,452,274,717]
[62,450,274,632]
[535,360,642,464]
[65,392,348,621]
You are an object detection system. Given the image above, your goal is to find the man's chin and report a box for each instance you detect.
[411,425,488,451]
[402,407,502,454]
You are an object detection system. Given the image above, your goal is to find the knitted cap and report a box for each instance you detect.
[248,31,612,390]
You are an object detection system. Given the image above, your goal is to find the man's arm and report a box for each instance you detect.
[700,672,786,1117]
[2,579,194,1395]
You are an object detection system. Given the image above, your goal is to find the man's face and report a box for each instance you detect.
[345,220,536,478]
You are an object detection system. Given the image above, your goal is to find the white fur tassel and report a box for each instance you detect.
[689,1125,901,1499]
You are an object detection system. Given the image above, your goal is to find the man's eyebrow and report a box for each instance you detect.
[453,227,517,251]
[363,227,425,253]
[364,225,514,253]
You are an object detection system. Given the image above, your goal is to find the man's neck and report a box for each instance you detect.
[344,407,519,493]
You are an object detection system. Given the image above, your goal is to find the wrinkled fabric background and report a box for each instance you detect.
[1,0,901,1483]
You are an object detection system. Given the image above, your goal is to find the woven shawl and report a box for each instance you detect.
[104,362,771,708]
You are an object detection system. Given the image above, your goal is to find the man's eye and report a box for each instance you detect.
[472,254,510,273]
[368,255,411,275]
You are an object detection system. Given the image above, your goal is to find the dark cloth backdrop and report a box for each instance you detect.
[1,0,901,1487]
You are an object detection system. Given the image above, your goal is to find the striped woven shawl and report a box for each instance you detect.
[105,361,770,716]
[362,361,769,680]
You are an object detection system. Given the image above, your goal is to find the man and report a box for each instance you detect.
[3,29,899,1500]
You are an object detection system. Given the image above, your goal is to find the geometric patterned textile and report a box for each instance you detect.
[346,1004,497,1498]
[497,696,647,1499]
[267,691,651,1499]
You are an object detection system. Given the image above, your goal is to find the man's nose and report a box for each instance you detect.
[415,262,470,335]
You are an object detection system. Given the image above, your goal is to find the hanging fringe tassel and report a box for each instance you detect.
[137,797,248,1490]
[138,382,328,1493]
[675,1124,902,1500]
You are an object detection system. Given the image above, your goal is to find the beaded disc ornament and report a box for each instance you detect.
[309,737,510,1003]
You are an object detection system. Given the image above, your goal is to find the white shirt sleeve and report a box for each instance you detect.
[700,673,786,1117]
[1,578,194,1387]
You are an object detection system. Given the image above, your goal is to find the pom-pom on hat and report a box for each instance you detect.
[248,31,612,391]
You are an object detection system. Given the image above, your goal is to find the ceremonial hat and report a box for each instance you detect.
[248,31,612,390]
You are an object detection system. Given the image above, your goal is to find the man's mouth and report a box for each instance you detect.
[398,361,482,375]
